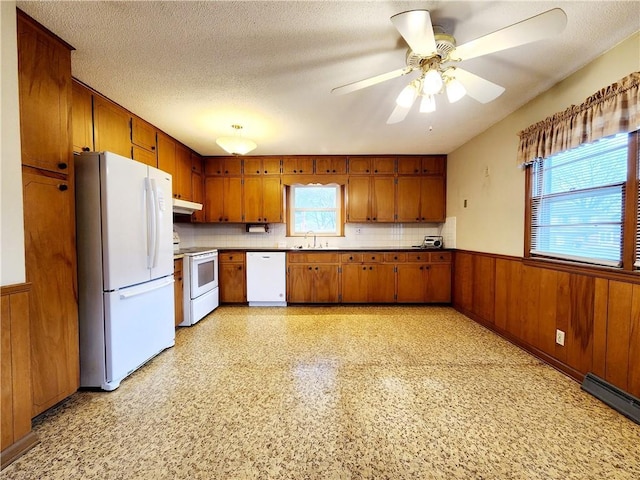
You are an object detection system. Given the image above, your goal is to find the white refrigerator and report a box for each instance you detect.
[75,151,175,391]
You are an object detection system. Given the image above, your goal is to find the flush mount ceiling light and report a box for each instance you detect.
[331,8,567,124]
[216,124,257,155]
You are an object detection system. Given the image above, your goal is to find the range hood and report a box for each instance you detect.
[172,198,203,215]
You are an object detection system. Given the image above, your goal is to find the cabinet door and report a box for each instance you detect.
[262,176,282,223]
[396,264,427,303]
[17,15,72,174]
[420,176,446,222]
[426,263,452,303]
[346,176,371,222]
[22,170,79,416]
[157,134,176,178]
[206,176,242,223]
[341,264,369,302]
[367,264,395,302]
[191,171,204,223]
[420,156,446,175]
[131,117,156,152]
[315,156,347,174]
[283,157,314,174]
[175,144,192,200]
[93,96,132,158]
[396,176,422,222]
[315,265,340,303]
[219,262,246,303]
[72,81,93,153]
[371,176,396,222]
[204,176,224,222]
[132,145,157,167]
[243,176,262,223]
[371,157,396,175]
[287,265,315,303]
[397,157,422,175]
[348,157,371,174]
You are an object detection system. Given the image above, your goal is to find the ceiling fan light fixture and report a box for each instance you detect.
[396,80,419,108]
[216,124,257,155]
[446,77,466,103]
[422,68,443,95]
[419,94,436,113]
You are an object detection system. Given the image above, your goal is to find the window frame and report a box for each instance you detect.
[286,183,344,237]
[524,130,639,273]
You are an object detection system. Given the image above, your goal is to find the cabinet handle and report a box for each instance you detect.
[229,256,233,260]
[82,147,91,152]
[315,267,319,270]
[362,266,366,270]
[151,146,156,151]
[349,256,353,260]
[369,266,373,270]
[58,162,68,170]
[238,266,243,270]
[425,265,430,270]
[58,184,68,191]
[308,267,312,270]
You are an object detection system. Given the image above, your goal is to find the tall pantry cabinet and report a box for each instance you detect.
[17,11,80,417]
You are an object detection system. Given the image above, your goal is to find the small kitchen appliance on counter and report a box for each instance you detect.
[419,236,443,249]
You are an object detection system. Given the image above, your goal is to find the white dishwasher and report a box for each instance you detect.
[246,252,287,306]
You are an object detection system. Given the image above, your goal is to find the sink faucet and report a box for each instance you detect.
[305,231,316,248]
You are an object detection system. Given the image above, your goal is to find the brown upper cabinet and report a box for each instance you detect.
[131,116,157,154]
[205,157,243,176]
[314,156,347,174]
[72,80,93,153]
[282,157,314,174]
[191,153,205,223]
[397,155,446,175]
[244,156,282,175]
[17,14,72,174]
[93,95,131,159]
[348,156,396,175]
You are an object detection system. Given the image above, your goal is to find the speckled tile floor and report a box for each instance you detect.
[4,306,639,479]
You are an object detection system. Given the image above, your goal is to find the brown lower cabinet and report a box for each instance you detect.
[287,253,340,303]
[218,252,246,303]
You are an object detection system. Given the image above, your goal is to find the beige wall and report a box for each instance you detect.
[447,32,640,257]
[1,1,26,286]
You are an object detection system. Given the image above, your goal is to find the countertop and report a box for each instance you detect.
[176,246,449,255]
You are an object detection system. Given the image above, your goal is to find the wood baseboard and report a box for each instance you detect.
[1,432,39,470]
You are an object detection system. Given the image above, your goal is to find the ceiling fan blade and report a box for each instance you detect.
[454,8,567,62]
[386,101,413,124]
[391,10,437,57]
[453,68,505,103]
[331,67,410,95]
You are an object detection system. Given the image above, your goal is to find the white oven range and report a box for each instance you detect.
[178,248,219,326]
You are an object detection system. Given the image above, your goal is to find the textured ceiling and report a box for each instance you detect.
[15,1,640,156]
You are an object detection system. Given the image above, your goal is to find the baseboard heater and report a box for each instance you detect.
[581,373,640,425]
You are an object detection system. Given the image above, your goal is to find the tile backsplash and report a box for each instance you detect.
[174,220,455,250]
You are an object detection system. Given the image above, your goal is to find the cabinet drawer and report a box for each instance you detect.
[361,253,383,263]
[288,252,339,263]
[430,251,452,263]
[385,252,406,262]
[341,253,363,263]
[219,251,245,263]
[407,252,430,262]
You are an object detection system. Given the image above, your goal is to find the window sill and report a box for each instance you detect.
[523,255,640,284]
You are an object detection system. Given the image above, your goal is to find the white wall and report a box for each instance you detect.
[1,0,26,286]
[447,32,640,257]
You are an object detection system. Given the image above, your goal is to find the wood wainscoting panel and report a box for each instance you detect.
[453,252,473,312]
[494,258,523,335]
[521,265,541,349]
[605,280,632,391]
[472,255,495,324]
[628,285,640,397]
[567,274,595,375]
[591,278,610,378]
[537,268,559,357]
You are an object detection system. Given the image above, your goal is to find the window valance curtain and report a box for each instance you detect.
[517,72,640,165]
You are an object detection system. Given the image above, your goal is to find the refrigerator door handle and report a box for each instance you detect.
[150,178,160,269]
[119,277,175,299]
[145,177,158,270]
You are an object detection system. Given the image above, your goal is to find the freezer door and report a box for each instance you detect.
[101,152,153,290]
[104,276,175,390]
[148,165,173,280]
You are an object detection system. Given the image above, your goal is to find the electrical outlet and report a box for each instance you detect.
[555,329,565,346]
[355,228,361,235]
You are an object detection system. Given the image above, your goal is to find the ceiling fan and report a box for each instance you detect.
[331,8,567,124]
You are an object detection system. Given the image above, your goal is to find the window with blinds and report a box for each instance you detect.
[530,133,629,267]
